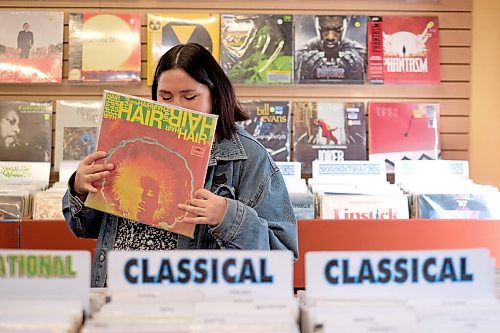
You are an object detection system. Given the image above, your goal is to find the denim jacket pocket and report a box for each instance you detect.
[212,184,236,200]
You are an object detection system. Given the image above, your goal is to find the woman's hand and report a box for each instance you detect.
[73,151,114,201]
[177,189,228,227]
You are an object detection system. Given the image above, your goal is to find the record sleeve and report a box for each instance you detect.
[292,101,366,175]
[85,91,218,238]
[294,15,367,84]
[416,193,500,219]
[220,14,293,84]
[0,193,25,221]
[32,191,65,220]
[0,101,52,163]
[54,100,102,171]
[239,100,290,161]
[147,13,220,86]
[368,102,441,173]
[68,13,141,83]
[367,16,440,84]
[0,11,63,83]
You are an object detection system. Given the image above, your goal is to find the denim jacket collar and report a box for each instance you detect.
[208,127,248,166]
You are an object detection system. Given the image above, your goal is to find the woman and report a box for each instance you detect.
[62,43,298,287]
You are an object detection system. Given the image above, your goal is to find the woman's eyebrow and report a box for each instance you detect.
[158,89,197,94]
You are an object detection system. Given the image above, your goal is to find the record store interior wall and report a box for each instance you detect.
[1,0,495,186]
[470,0,500,189]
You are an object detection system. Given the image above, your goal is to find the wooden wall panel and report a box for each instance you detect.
[441,47,470,64]
[0,0,472,179]
[97,0,472,12]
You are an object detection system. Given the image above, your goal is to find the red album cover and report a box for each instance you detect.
[85,91,218,238]
[368,16,440,85]
[368,102,441,172]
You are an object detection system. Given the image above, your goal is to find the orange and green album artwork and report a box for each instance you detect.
[68,13,141,82]
[85,91,218,238]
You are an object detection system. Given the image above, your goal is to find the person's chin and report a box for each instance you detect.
[4,138,15,148]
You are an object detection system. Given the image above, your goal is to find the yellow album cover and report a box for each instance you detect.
[68,13,141,82]
[147,13,220,85]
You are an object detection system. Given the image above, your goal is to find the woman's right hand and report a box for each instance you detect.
[73,151,114,200]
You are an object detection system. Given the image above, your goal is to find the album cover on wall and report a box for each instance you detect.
[220,13,293,84]
[54,100,102,171]
[367,16,440,84]
[68,13,141,83]
[368,102,441,173]
[239,100,290,161]
[294,15,367,84]
[292,101,366,175]
[0,101,52,163]
[0,11,63,83]
[147,13,220,85]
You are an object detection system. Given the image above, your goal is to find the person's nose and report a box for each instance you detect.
[170,97,188,109]
[13,124,20,134]
[326,30,337,41]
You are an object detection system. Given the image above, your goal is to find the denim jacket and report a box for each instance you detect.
[62,126,298,287]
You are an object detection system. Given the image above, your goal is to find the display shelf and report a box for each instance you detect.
[6,218,500,289]
[294,219,500,289]
[0,222,20,248]
[19,219,96,258]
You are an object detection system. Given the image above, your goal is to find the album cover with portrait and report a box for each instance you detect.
[220,13,293,84]
[294,15,367,84]
[85,91,218,238]
[367,16,440,84]
[54,100,102,171]
[292,101,366,175]
[68,13,141,83]
[147,13,220,85]
[368,102,441,173]
[239,100,290,161]
[0,101,52,163]
[0,11,63,83]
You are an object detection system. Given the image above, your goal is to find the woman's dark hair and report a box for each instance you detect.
[152,43,248,141]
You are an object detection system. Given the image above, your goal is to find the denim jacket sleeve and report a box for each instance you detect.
[62,172,103,239]
[207,153,299,260]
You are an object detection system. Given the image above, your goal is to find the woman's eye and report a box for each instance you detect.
[161,96,172,101]
[185,95,196,101]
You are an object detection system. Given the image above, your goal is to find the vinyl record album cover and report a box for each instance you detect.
[147,13,220,85]
[295,15,367,84]
[68,13,141,83]
[0,101,52,162]
[417,193,500,219]
[85,91,218,238]
[0,11,63,83]
[54,100,102,171]
[368,102,441,173]
[239,100,290,161]
[292,101,366,175]
[221,13,293,84]
[368,16,440,84]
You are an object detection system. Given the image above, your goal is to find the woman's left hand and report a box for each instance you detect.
[177,189,228,227]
